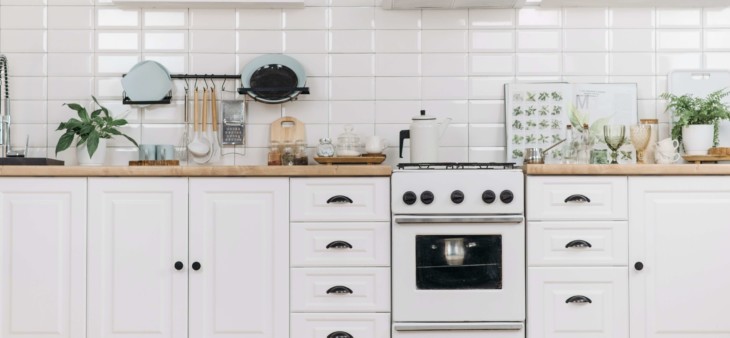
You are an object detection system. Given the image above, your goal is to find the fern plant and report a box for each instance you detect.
[660,89,730,146]
[55,96,138,157]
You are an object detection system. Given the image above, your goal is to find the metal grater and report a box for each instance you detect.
[221,100,245,145]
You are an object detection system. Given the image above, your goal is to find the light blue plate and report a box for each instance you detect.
[240,54,307,104]
[122,61,173,102]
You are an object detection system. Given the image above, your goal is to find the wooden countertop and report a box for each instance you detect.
[0,165,393,177]
[524,164,730,175]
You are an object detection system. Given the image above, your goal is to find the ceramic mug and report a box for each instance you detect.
[365,136,388,154]
[138,144,156,161]
[656,138,680,154]
[156,145,175,161]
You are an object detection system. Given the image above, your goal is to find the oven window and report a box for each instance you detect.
[415,235,502,290]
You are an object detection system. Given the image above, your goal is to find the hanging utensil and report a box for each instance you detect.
[187,88,210,159]
[210,87,223,162]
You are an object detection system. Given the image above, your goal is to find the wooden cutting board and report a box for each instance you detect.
[270,117,306,144]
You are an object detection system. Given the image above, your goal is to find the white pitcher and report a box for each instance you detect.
[399,110,451,163]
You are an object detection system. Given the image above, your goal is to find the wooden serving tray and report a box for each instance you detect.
[314,154,386,165]
[682,155,730,164]
[129,160,180,166]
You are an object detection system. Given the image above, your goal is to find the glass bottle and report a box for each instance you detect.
[281,144,295,166]
[561,125,577,164]
[316,138,335,157]
[267,141,282,166]
[294,139,308,165]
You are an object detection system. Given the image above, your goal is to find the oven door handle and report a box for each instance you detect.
[394,216,524,224]
[393,322,524,331]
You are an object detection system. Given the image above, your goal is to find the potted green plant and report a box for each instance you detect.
[661,89,730,155]
[55,96,138,166]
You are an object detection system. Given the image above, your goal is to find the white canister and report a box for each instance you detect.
[640,119,658,164]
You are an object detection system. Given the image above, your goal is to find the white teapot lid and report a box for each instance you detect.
[413,109,436,121]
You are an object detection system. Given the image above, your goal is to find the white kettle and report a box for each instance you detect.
[399,110,451,163]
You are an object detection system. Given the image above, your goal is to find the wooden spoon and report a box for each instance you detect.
[210,88,222,162]
[187,88,210,158]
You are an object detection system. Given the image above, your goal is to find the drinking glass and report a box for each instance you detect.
[630,125,652,164]
[604,125,627,164]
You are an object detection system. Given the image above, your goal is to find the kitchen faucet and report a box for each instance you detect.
[0,55,9,157]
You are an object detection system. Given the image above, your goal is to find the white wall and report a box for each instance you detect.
[1,0,729,165]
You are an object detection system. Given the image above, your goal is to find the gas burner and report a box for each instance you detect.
[397,162,518,170]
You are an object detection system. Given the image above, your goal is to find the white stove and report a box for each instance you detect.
[391,163,526,338]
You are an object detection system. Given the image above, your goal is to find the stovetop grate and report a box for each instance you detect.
[397,162,518,170]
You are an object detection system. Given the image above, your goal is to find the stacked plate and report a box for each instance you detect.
[121,61,173,102]
[240,54,307,104]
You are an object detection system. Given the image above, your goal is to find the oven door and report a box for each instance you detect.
[392,215,525,322]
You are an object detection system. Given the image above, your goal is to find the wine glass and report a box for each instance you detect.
[630,124,652,164]
[604,125,627,164]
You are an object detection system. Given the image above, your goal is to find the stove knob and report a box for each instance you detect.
[403,191,417,205]
[420,191,435,205]
[450,190,464,204]
[500,190,514,204]
[482,190,496,204]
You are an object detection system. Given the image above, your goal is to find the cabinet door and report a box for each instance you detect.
[189,178,289,338]
[87,178,188,338]
[0,179,86,338]
[629,177,730,338]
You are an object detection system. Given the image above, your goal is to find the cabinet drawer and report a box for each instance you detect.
[528,221,628,267]
[290,178,390,222]
[291,222,390,267]
[527,176,627,221]
[393,324,524,338]
[291,268,390,313]
[528,267,628,338]
[291,313,390,338]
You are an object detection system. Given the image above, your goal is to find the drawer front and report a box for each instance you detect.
[528,221,628,267]
[291,268,390,313]
[291,222,390,267]
[290,178,390,222]
[291,313,390,338]
[528,267,628,338]
[527,176,628,221]
[393,325,524,338]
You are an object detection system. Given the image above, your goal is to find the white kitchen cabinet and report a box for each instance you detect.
[0,179,86,338]
[528,267,628,338]
[189,178,289,338]
[290,178,390,222]
[527,176,628,221]
[87,178,188,338]
[629,177,730,338]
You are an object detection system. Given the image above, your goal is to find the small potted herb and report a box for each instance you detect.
[55,96,138,166]
[661,89,730,155]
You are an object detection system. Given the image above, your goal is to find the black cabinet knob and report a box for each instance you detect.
[192,262,202,271]
[403,191,417,205]
[500,190,514,204]
[482,190,496,204]
[635,262,644,271]
[450,190,464,204]
[420,191,434,205]
[174,261,184,271]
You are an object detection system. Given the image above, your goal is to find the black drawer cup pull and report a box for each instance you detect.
[326,240,353,249]
[192,262,201,271]
[566,295,592,304]
[326,286,353,295]
[327,195,353,204]
[328,331,353,338]
[564,194,591,203]
[565,239,593,249]
[174,261,184,271]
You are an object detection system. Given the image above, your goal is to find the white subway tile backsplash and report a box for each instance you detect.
[376,77,421,100]
[422,53,468,76]
[469,9,515,29]
[48,77,94,100]
[422,77,468,100]
[469,77,512,100]
[189,54,236,74]
[48,6,94,29]
[563,53,609,75]
[656,8,701,28]
[0,30,47,53]
[288,54,328,77]
[237,9,282,30]
[375,54,420,76]
[48,30,94,53]
[563,29,608,52]
[563,8,608,28]
[301,77,329,101]
[517,30,561,52]
[375,30,420,53]
[516,53,561,75]
[422,30,468,53]
[284,30,329,53]
[190,30,235,53]
[11,101,47,124]
[656,53,702,75]
[283,101,329,123]
[283,7,328,30]
[610,8,654,28]
[656,30,701,51]
[374,8,420,29]
[190,9,236,30]
[469,147,505,162]
[469,100,504,124]
[48,54,94,77]
[704,52,730,69]
[6,53,48,77]
[330,30,374,53]
[440,124,468,146]
[1,6,46,29]
[422,9,467,30]
[97,31,140,51]
[517,8,561,28]
[611,29,655,52]
[330,77,374,101]
[470,30,514,52]
[331,7,374,29]
[96,54,140,75]
[422,100,468,123]
[144,54,188,74]
[143,9,187,29]
[96,8,139,28]
[331,54,374,76]
[610,53,655,75]
[238,31,283,53]
[330,101,375,124]
[374,100,420,123]
[469,124,505,147]
[704,8,730,28]
[704,30,730,51]
[144,31,187,52]
[470,54,515,76]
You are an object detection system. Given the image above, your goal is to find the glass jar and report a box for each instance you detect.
[267,141,282,166]
[316,138,335,157]
[294,139,308,165]
[335,125,362,157]
[281,143,295,166]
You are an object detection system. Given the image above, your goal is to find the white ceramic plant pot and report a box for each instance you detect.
[682,124,714,155]
[76,138,108,166]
